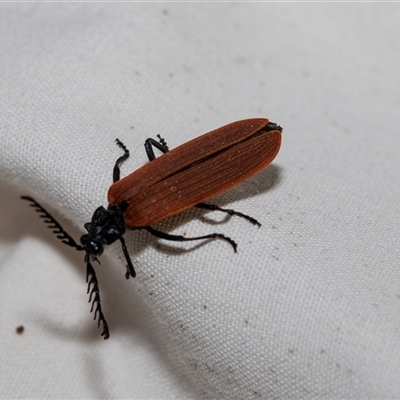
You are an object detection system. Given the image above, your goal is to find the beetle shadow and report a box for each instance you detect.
[130,164,283,255]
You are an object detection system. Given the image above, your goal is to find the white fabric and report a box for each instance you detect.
[1,3,400,399]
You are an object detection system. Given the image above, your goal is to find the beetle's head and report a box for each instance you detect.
[80,234,104,259]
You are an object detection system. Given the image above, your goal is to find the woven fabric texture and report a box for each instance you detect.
[1,4,400,399]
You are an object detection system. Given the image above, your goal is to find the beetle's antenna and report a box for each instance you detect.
[86,261,110,339]
[21,196,84,250]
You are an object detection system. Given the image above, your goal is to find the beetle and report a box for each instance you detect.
[21,118,282,339]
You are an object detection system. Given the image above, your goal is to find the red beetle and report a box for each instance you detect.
[22,118,282,339]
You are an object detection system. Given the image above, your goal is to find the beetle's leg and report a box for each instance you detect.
[113,139,130,183]
[195,202,261,227]
[21,196,85,250]
[156,134,168,149]
[144,134,169,161]
[86,261,110,339]
[144,226,237,253]
[119,236,136,279]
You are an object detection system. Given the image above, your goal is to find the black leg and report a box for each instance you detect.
[144,134,169,161]
[86,261,110,339]
[119,236,136,279]
[113,139,130,183]
[144,226,237,253]
[195,202,261,227]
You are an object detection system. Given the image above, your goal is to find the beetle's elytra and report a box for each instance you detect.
[22,118,282,339]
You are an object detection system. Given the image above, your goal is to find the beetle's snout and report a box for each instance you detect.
[80,234,104,257]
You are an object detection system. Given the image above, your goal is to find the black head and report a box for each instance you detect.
[79,204,128,261]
